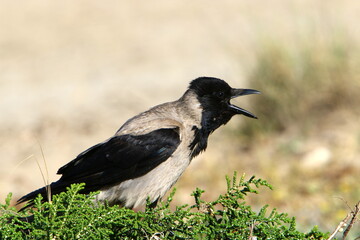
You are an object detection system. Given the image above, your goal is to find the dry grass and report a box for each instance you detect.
[1,0,359,237]
[242,38,360,136]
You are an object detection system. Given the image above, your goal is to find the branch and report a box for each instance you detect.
[342,201,360,240]
[327,201,360,240]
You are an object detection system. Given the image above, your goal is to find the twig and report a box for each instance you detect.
[9,154,34,177]
[327,201,360,240]
[327,213,351,240]
[342,201,360,240]
[248,220,258,240]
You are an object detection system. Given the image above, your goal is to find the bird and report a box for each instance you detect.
[17,76,260,210]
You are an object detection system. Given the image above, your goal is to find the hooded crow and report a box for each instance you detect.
[17,77,260,209]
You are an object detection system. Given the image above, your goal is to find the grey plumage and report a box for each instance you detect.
[17,77,260,209]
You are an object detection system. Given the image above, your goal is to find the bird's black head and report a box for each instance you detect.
[189,77,260,132]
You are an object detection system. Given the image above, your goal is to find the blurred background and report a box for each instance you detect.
[1,0,359,235]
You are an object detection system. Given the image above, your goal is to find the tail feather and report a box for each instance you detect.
[17,181,70,210]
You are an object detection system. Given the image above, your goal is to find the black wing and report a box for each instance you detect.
[17,128,180,205]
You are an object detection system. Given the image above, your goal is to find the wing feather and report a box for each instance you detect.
[58,127,180,188]
[17,127,181,205]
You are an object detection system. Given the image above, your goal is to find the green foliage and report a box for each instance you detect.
[0,173,329,239]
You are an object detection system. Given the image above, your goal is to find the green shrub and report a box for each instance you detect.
[1,173,329,239]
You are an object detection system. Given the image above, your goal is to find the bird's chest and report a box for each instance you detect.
[96,122,199,208]
[96,141,192,208]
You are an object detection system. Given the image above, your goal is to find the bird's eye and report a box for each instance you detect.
[215,91,225,98]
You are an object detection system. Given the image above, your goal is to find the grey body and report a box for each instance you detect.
[96,90,202,208]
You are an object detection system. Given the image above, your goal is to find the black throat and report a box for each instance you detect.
[189,110,233,159]
[189,125,209,159]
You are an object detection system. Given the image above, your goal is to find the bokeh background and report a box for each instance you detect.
[1,0,359,236]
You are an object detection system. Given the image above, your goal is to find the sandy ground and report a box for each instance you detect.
[1,0,359,234]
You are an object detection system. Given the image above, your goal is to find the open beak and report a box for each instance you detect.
[229,88,260,119]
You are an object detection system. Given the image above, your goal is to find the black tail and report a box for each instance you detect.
[17,181,71,210]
